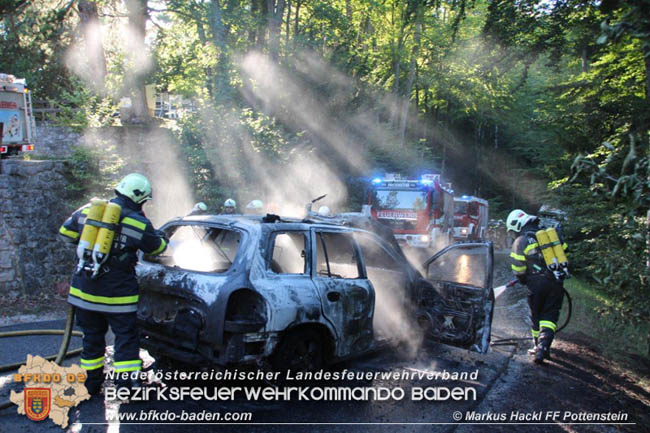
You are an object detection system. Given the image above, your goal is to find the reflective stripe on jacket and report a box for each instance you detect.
[59,195,167,313]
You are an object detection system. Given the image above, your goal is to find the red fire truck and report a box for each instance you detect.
[0,73,35,158]
[366,173,454,249]
[452,195,489,241]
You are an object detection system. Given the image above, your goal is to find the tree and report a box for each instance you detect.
[123,0,152,124]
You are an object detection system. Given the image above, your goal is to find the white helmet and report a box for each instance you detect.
[224,198,236,208]
[506,209,537,232]
[192,202,207,212]
[115,173,152,204]
[317,205,331,217]
[246,200,263,210]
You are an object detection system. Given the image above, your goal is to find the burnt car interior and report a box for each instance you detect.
[269,232,308,274]
[146,224,241,273]
[315,232,362,279]
[420,243,493,352]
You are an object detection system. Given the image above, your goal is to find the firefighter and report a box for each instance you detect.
[222,198,237,214]
[58,173,168,394]
[246,199,264,214]
[188,202,208,216]
[317,205,331,217]
[507,209,567,364]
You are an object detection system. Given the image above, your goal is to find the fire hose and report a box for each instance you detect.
[491,280,573,347]
[0,305,81,411]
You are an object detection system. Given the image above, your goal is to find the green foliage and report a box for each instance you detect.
[52,84,118,133]
[0,0,77,99]
[565,278,650,364]
[63,146,121,209]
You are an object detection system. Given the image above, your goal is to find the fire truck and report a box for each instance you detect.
[452,195,489,241]
[366,173,454,249]
[0,73,35,158]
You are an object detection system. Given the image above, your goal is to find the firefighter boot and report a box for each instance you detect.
[534,329,554,364]
[84,368,104,396]
[527,337,538,355]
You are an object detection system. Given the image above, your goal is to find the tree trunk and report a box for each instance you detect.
[267,0,286,60]
[124,0,151,125]
[581,46,590,73]
[209,0,231,104]
[285,0,291,49]
[293,0,301,49]
[249,0,258,47]
[399,10,422,145]
[77,0,107,92]
[189,2,212,96]
[389,5,406,128]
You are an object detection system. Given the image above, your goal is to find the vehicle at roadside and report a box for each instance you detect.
[453,195,489,241]
[136,213,494,370]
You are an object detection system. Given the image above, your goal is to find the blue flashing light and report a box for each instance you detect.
[420,179,434,185]
[372,177,382,184]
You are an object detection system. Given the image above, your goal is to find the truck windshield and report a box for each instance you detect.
[373,190,427,210]
[454,202,468,215]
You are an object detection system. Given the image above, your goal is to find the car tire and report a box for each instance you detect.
[271,329,324,372]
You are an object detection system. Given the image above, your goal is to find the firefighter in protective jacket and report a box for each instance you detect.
[58,173,168,394]
[507,209,568,364]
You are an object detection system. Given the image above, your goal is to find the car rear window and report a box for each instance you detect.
[145,224,241,273]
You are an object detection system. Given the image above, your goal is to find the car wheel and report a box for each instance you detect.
[271,329,324,372]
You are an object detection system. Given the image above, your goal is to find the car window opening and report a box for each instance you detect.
[270,232,307,274]
[427,246,487,288]
[316,232,360,279]
[146,225,241,273]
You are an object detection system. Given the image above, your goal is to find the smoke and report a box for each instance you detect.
[64,21,108,94]
[371,269,424,357]
[76,127,194,226]
[63,4,195,226]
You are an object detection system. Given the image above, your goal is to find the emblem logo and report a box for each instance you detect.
[25,388,51,422]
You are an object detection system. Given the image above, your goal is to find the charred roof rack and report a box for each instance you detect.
[262,214,282,223]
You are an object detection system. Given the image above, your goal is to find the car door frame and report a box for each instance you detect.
[310,228,375,358]
[421,241,495,353]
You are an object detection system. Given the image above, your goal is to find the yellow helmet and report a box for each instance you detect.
[115,173,152,204]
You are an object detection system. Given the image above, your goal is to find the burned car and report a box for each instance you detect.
[136,214,494,370]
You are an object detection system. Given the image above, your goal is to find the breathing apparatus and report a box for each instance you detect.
[76,199,121,278]
[535,227,569,280]
[507,209,570,280]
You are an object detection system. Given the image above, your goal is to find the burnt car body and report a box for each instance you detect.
[136,214,494,369]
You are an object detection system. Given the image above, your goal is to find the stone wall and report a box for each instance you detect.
[0,122,195,295]
[33,123,82,158]
[0,160,76,295]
